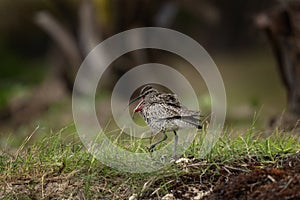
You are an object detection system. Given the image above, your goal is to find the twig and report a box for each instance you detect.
[35,11,81,71]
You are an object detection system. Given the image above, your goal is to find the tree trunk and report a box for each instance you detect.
[256,1,300,130]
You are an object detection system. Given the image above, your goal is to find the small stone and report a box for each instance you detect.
[162,193,176,200]
[128,193,138,200]
[175,157,190,164]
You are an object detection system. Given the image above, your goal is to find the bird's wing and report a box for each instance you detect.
[144,94,202,129]
[143,92,202,129]
[146,93,199,118]
[158,93,181,108]
[158,93,201,117]
[151,104,202,129]
[146,102,181,119]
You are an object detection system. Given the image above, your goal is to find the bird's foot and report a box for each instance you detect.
[170,155,180,163]
[146,146,155,159]
[160,154,168,163]
[147,145,156,153]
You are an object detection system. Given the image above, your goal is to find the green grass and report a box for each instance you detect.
[0,125,299,199]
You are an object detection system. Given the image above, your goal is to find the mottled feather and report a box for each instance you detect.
[134,86,202,132]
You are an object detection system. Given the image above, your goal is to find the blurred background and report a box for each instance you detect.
[1,0,295,146]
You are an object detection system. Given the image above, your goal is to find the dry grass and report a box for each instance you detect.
[0,125,300,199]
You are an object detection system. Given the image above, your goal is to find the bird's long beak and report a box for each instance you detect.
[133,99,144,112]
[128,94,144,106]
[124,94,144,114]
[129,94,144,119]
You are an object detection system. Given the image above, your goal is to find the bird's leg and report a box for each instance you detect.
[148,131,168,152]
[173,131,178,159]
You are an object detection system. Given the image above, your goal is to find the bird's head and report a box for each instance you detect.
[129,85,158,112]
[139,85,159,97]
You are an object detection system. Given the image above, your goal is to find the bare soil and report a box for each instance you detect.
[166,154,300,200]
[2,154,300,199]
[205,155,300,200]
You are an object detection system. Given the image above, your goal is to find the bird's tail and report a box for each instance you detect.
[181,116,202,129]
[165,115,202,129]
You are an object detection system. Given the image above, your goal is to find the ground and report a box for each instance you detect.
[141,154,300,200]
[205,154,300,200]
[2,154,300,199]
[1,128,300,199]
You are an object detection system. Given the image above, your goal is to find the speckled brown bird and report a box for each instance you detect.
[129,85,202,157]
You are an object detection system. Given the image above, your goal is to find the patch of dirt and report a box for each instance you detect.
[144,155,300,200]
[206,154,300,200]
[2,155,300,199]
